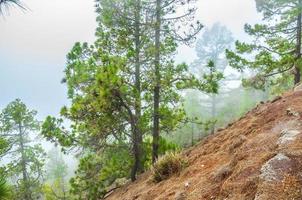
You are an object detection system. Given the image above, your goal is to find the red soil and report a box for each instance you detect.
[106,91,302,200]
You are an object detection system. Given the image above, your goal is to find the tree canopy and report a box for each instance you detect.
[0,99,45,200]
[227,0,302,89]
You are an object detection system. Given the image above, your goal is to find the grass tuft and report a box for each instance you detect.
[152,152,187,183]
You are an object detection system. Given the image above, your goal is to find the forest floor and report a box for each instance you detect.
[106,90,302,200]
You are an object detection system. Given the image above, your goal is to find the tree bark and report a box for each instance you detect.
[152,0,161,164]
[19,123,31,200]
[295,0,302,84]
[131,0,142,181]
[130,129,140,181]
[210,94,216,134]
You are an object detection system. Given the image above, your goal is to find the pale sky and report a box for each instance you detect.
[0,0,261,120]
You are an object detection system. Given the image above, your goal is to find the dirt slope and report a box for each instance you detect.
[107,90,302,200]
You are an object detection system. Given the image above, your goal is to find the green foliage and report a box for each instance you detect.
[171,23,234,142]
[269,73,293,95]
[168,85,268,148]
[41,0,221,197]
[41,116,74,150]
[142,137,180,169]
[226,0,301,88]
[44,147,70,200]
[42,184,57,200]
[0,137,8,156]
[0,136,10,200]
[42,0,152,195]
[152,152,186,183]
[0,99,45,200]
[46,148,68,181]
[69,143,132,200]
[200,61,224,94]
[0,169,11,200]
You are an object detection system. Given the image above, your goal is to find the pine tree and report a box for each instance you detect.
[41,1,223,197]
[150,0,204,162]
[44,147,69,200]
[192,23,234,133]
[226,0,302,88]
[0,138,10,200]
[42,0,153,196]
[0,99,45,200]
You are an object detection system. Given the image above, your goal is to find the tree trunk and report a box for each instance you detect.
[191,122,194,146]
[19,123,31,200]
[131,0,142,181]
[152,0,161,164]
[210,94,216,134]
[295,0,302,84]
[130,131,140,181]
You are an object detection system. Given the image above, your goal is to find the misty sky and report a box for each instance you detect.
[0,0,261,120]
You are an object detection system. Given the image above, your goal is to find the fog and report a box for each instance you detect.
[0,0,261,118]
[0,0,266,198]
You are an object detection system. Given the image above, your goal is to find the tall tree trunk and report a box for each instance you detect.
[19,123,31,200]
[191,122,194,146]
[131,0,142,181]
[130,130,140,181]
[152,0,161,164]
[210,94,216,134]
[295,0,302,84]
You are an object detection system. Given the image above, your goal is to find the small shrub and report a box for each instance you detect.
[152,152,186,183]
[142,137,180,169]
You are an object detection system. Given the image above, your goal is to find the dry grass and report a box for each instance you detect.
[152,152,187,183]
[281,175,302,199]
[256,174,302,200]
[241,177,259,200]
[212,163,233,182]
[228,135,247,153]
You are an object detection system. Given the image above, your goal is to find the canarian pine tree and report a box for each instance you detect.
[192,23,234,134]
[42,0,153,198]
[0,99,45,200]
[0,138,10,200]
[41,0,222,198]
[227,0,302,89]
[149,0,204,163]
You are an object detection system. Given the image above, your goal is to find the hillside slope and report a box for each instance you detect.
[107,90,302,200]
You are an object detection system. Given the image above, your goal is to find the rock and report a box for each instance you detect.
[184,182,190,188]
[278,129,300,145]
[259,153,293,182]
[286,108,300,117]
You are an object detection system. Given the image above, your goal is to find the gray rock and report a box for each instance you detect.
[259,153,292,182]
[278,129,300,145]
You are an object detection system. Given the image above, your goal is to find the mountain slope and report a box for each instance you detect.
[107,90,302,200]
